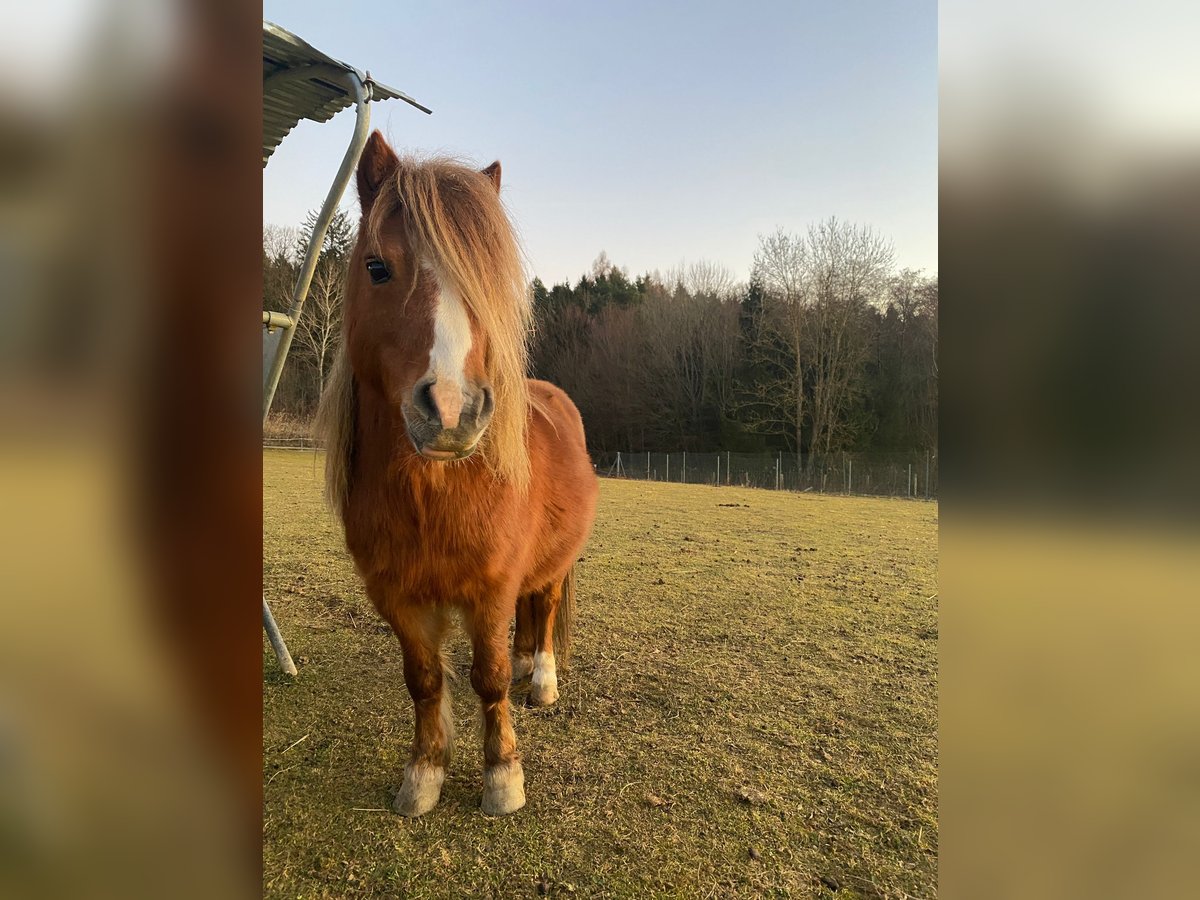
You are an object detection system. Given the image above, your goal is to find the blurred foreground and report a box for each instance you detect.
[1,2,259,897]
[942,1,1200,897]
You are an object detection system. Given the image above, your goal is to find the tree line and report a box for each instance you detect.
[264,213,937,456]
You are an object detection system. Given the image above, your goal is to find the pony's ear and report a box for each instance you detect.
[357,131,399,211]
[481,160,502,192]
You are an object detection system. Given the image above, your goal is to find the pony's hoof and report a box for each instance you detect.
[511,653,534,682]
[528,682,560,707]
[393,763,445,817]
[481,761,525,816]
[529,651,559,706]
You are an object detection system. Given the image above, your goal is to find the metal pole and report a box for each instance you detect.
[683,451,687,484]
[263,311,294,329]
[647,451,651,480]
[926,451,931,500]
[666,453,670,482]
[908,463,913,498]
[848,458,853,495]
[263,68,372,424]
[261,65,382,677]
[263,597,298,676]
[716,453,720,486]
[727,451,731,485]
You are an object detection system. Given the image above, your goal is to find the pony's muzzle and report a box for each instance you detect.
[404,376,494,460]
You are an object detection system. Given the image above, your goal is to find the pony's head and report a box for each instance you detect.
[319,132,532,507]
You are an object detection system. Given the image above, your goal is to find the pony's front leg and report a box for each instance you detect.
[386,605,452,817]
[467,599,526,816]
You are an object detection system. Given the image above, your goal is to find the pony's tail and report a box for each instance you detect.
[554,566,576,669]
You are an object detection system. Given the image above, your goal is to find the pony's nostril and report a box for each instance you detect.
[415,379,438,420]
[478,385,494,418]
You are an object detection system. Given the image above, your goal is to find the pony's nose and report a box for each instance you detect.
[411,376,492,432]
[413,375,463,429]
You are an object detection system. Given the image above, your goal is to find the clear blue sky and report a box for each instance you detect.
[264,1,936,286]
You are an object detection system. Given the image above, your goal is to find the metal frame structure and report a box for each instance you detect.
[262,22,430,674]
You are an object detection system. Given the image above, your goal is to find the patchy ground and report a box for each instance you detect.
[263,449,938,899]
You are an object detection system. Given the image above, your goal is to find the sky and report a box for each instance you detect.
[263,1,937,286]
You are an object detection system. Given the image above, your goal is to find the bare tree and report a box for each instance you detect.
[887,270,938,448]
[660,259,738,301]
[263,224,300,312]
[737,222,894,457]
[263,224,300,265]
[740,228,810,453]
[686,260,736,300]
[292,256,345,396]
[804,218,894,454]
[580,305,645,450]
[705,296,742,421]
[640,291,710,445]
[591,250,622,280]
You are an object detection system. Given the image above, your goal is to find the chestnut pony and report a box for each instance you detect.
[314,132,597,817]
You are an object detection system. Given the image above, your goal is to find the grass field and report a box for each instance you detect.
[263,449,938,899]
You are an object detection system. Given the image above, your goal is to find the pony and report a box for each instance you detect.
[314,132,598,817]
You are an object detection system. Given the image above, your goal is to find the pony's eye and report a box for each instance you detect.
[365,259,391,284]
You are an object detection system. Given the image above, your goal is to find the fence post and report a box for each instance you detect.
[926,451,931,500]
[716,453,720,487]
[848,458,853,495]
[908,462,912,498]
[647,451,651,480]
[727,451,731,485]
[666,453,670,482]
[775,454,781,491]
[683,451,687,484]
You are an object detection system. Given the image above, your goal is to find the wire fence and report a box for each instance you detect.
[593,450,938,499]
[262,438,937,499]
[263,436,323,451]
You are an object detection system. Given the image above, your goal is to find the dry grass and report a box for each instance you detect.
[264,412,315,442]
[263,449,938,899]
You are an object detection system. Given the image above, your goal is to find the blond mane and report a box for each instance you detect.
[315,155,533,512]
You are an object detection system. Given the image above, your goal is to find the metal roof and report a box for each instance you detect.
[263,21,431,167]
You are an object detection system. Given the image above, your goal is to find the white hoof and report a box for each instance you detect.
[393,763,445,817]
[529,651,559,706]
[481,761,525,816]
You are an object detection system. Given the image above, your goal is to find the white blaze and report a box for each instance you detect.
[425,263,472,387]
[423,262,473,429]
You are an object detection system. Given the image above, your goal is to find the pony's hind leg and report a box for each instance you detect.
[528,580,563,708]
[511,593,536,682]
[384,604,453,817]
[466,599,526,816]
